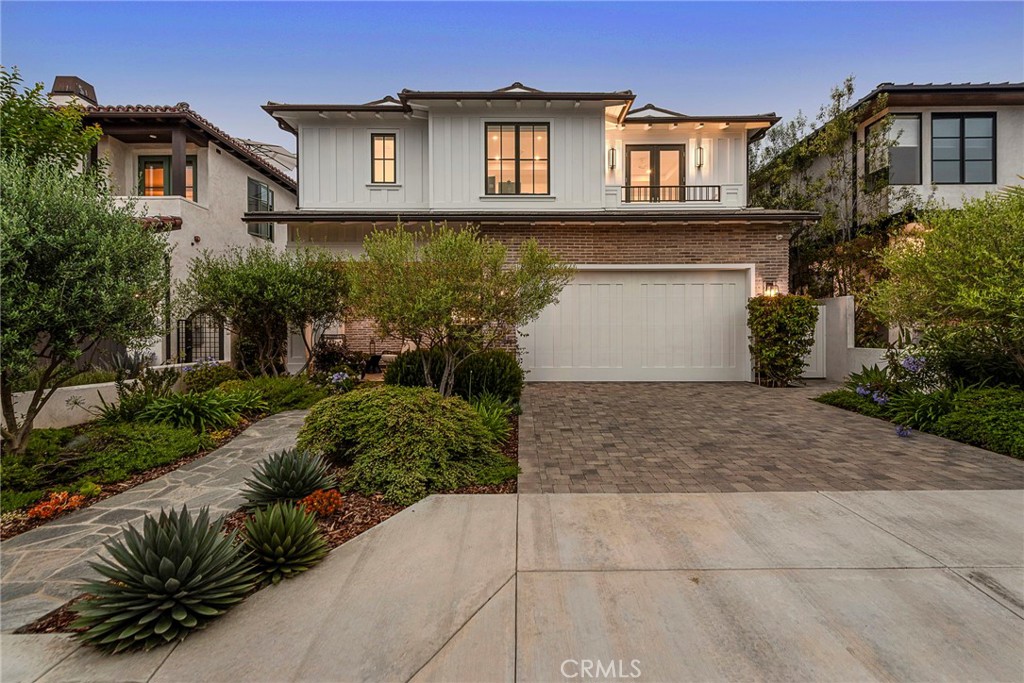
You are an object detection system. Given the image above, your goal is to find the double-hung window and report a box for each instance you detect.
[931,113,996,184]
[866,114,921,185]
[485,123,549,195]
[139,155,197,201]
[371,133,397,184]
[247,178,274,241]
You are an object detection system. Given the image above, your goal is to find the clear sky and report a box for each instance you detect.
[3,1,1022,148]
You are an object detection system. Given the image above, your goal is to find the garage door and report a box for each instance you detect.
[519,269,750,381]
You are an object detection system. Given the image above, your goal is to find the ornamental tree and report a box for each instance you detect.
[747,294,819,387]
[350,222,573,397]
[1,154,172,453]
[867,186,1024,375]
[177,246,349,375]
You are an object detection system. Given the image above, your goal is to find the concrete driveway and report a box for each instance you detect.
[518,382,1024,493]
[7,491,1022,682]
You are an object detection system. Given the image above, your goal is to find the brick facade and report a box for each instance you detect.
[341,318,407,355]
[478,222,790,296]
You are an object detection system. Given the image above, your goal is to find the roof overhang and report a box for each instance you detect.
[852,83,1024,118]
[244,209,819,225]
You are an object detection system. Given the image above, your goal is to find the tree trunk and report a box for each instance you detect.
[438,352,457,398]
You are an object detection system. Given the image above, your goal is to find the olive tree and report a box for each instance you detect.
[177,246,349,375]
[1,155,171,453]
[867,186,1024,374]
[350,222,574,397]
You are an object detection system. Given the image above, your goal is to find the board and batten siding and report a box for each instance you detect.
[298,120,430,209]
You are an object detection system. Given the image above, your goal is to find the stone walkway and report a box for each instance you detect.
[0,410,307,632]
[518,382,1024,493]
[3,490,1021,682]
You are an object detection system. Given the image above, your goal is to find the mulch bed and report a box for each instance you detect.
[14,416,520,635]
[0,419,256,541]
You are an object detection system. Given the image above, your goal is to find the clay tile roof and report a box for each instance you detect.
[137,215,183,232]
[84,103,296,193]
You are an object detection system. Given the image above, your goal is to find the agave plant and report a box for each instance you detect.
[72,506,256,653]
[244,503,328,584]
[241,448,336,508]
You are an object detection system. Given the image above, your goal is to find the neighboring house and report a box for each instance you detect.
[255,82,817,381]
[49,76,298,365]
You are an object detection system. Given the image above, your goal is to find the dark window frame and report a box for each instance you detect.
[370,132,397,184]
[484,122,551,196]
[865,113,922,187]
[931,112,996,185]
[138,155,198,201]
[247,177,275,242]
[625,144,686,201]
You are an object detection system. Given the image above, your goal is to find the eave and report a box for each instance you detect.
[243,209,819,225]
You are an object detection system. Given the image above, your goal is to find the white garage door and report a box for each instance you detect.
[519,269,750,381]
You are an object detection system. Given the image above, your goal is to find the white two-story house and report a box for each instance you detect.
[254,83,816,381]
[49,76,298,365]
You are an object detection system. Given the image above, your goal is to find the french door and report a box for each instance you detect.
[626,145,685,202]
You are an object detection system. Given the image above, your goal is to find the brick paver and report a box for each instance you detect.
[517,382,1024,493]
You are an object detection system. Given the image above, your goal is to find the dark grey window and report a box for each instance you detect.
[485,123,549,195]
[932,114,995,184]
[247,178,274,241]
[371,133,396,183]
[866,115,921,185]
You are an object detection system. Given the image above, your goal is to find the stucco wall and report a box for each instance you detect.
[820,295,887,382]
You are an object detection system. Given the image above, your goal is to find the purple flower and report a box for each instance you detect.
[895,425,912,437]
[330,372,349,384]
[855,385,871,397]
[901,356,926,374]
[871,391,889,406]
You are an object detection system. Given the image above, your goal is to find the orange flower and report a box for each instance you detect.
[299,489,344,517]
[27,491,86,520]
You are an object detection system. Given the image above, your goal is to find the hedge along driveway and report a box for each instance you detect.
[517,382,1024,494]
[0,410,308,633]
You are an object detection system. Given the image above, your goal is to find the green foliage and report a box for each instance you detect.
[1,489,45,513]
[1,67,102,169]
[177,246,348,376]
[138,391,243,433]
[241,448,336,508]
[747,295,819,387]
[182,362,238,393]
[72,506,256,652]
[468,393,514,445]
[70,423,209,483]
[8,368,117,393]
[868,187,1024,378]
[312,336,366,374]
[93,367,181,424]
[297,386,518,505]
[351,222,572,396]
[243,503,328,585]
[218,376,330,413]
[814,389,888,419]
[76,480,102,498]
[914,326,1024,388]
[385,349,524,403]
[844,364,899,396]
[886,387,964,430]
[932,388,1024,458]
[0,152,171,452]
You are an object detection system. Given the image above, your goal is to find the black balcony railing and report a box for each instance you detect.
[622,185,721,203]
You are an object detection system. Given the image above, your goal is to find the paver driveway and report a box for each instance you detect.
[517,382,1024,493]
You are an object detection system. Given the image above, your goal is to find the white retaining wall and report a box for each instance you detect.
[819,296,887,382]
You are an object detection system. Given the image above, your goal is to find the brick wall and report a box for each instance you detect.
[478,222,790,295]
[341,318,407,355]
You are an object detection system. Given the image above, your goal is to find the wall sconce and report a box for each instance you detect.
[695,146,705,168]
[608,147,617,170]
[764,280,779,297]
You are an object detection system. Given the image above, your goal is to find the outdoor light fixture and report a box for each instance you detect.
[695,146,705,168]
[764,280,779,297]
[608,147,617,170]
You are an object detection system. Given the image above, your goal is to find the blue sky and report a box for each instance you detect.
[3,2,1021,148]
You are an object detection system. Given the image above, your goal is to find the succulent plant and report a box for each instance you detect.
[244,503,328,584]
[241,448,335,508]
[72,506,256,653]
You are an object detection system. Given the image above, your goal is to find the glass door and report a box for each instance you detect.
[626,145,685,202]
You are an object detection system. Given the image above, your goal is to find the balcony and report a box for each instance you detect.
[622,185,721,203]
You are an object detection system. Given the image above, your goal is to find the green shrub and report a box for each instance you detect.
[932,388,1024,458]
[814,389,888,419]
[845,364,899,396]
[219,388,270,417]
[385,349,524,403]
[312,336,366,374]
[297,386,517,505]
[917,327,1024,388]
[138,391,241,432]
[218,376,329,413]
[71,423,209,483]
[1,489,44,513]
[241,448,335,508]
[73,506,256,652]
[886,386,964,430]
[181,361,238,393]
[93,367,180,424]
[244,503,328,585]
[469,393,513,444]
[747,294,819,387]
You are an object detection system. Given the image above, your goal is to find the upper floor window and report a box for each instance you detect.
[866,114,921,185]
[247,178,274,241]
[371,133,396,184]
[932,113,995,184]
[139,155,196,201]
[485,123,549,195]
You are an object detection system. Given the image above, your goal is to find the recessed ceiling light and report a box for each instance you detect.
[149,134,157,139]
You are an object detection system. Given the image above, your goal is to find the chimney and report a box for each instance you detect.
[48,76,98,107]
